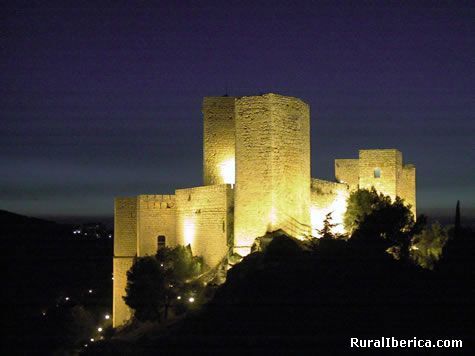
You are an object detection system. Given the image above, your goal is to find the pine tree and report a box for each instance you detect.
[454,200,461,238]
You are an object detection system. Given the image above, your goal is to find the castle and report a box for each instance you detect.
[113,93,416,327]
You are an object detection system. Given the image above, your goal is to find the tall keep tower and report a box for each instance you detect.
[233,94,311,256]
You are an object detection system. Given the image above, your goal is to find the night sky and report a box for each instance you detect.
[1,1,474,221]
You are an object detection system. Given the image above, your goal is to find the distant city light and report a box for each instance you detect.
[84,344,88,347]
[188,297,195,303]
[105,314,110,320]
[177,296,181,300]
[90,338,94,342]
[97,327,103,332]
[88,289,93,293]
[65,297,69,301]
[42,312,46,316]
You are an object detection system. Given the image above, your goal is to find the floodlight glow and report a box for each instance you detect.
[310,190,348,237]
[219,158,235,184]
[184,219,195,247]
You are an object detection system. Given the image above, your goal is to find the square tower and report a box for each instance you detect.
[234,94,311,256]
[202,96,236,185]
[335,149,416,217]
[358,149,402,200]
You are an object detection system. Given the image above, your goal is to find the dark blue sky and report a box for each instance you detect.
[1,1,474,221]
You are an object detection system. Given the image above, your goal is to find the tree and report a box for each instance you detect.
[124,246,204,322]
[344,188,384,234]
[346,188,426,261]
[318,211,347,240]
[155,245,204,319]
[410,222,448,270]
[318,212,338,239]
[123,256,165,322]
[454,200,461,239]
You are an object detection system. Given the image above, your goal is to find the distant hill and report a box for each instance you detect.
[0,209,57,225]
[0,209,72,240]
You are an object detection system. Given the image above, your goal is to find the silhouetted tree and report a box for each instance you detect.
[155,245,204,319]
[347,188,426,261]
[344,188,384,233]
[124,256,165,322]
[318,212,337,239]
[454,200,461,238]
[124,246,204,322]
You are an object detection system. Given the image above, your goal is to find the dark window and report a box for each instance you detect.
[374,168,381,178]
[157,235,166,249]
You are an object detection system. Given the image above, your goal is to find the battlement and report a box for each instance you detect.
[137,194,175,208]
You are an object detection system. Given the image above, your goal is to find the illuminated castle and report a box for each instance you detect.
[113,93,416,327]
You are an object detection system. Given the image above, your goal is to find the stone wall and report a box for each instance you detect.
[310,179,349,236]
[137,194,176,257]
[112,257,133,328]
[335,159,359,190]
[175,184,233,268]
[399,164,416,217]
[203,96,236,185]
[358,149,402,200]
[114,197,137,257]
[234,94,310,256]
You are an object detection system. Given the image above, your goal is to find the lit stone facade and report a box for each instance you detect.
[113,94,416,327]
[234,94,311,256]
[335,149,416,216]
